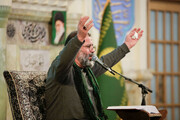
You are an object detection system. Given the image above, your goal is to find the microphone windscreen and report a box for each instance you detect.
[91,55,98,61]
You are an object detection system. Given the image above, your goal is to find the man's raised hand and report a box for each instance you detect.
[77,16,94,42]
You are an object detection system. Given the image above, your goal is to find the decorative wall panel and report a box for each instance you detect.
[20,49,50,71]
[7,20,49,45]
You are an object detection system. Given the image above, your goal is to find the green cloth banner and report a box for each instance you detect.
[97,0,128,119]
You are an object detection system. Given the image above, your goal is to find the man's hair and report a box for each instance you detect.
[54,12,64,23]
[65,31,91,46]
[65,31,77,46]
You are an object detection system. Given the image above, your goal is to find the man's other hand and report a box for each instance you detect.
[125,28,143,49]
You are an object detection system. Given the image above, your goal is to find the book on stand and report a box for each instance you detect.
[107,105,162,120]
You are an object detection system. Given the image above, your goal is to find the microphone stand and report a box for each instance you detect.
[110,69,153,106]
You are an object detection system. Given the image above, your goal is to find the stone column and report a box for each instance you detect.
[0,1,11,120]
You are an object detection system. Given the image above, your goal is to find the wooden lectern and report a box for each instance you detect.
[107,106,162,120]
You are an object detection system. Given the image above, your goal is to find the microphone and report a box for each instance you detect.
[92,55,115,75]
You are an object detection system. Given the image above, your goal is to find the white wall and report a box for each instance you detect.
[121,0,148,73]
[120,0,150,105]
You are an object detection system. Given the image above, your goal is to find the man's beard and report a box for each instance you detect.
[78,51,95,68]
[54,27,65,44]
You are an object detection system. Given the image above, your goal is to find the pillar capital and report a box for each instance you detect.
[0,5,11,28]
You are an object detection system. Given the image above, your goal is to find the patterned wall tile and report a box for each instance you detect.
[20,49,50,71]
[7,20,49,45]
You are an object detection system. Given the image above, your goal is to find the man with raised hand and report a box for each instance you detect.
[45,16,143,120]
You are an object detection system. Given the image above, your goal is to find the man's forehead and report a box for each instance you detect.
[84,37,93,45]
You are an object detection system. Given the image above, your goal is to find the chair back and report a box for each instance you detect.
[3,71,47,120]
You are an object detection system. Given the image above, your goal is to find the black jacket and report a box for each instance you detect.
[45,36,129,120]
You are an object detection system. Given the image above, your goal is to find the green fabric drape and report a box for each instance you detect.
[73,63,107,120]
